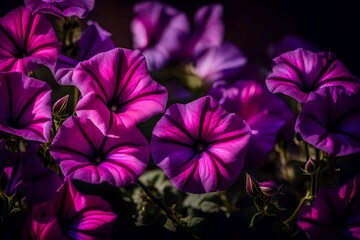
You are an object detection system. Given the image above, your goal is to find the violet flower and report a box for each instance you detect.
[55,21,116,85]
[0,72,52,143]
[49,116,150,187]
[130,1,223,71]
[297,174,360,239]
[0,6,60,73]
[22,179,117,240]
[266,48,360,103]
[209,80,294,169]
[0,143,62,207]
[151,95,252,193]
[24,0,95,19]
[295,87,360,157]
[74,48,168,136]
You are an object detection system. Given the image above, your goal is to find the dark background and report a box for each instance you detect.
[2,0,360,77]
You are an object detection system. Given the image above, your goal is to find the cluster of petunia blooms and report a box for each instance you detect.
[1,1,360,239]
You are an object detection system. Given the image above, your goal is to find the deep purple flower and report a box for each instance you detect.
[130,2,223,70]
[24,0,95,19]
[0,72,52,143]
[266,48,360,103]
[297,174,360,239]
[0,6,60,73]
[22,179,117,240]
[151,95,252,193]
[74,48,168,137]
[0,143,62,207]
[295,87,360,157]
[55,21,116,85]
[193,42,248,87]
[49,116,150,187]
[209,80,294,169]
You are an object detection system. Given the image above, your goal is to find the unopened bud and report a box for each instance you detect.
[245,173,260,198]
[259,180,282,197]
[304,158,318,175]
[52,95,69,115]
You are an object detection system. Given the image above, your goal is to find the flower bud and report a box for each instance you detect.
[52,95,69,115]
[245,173,260,198]
[258,180,282,197]
[304,158,318,175]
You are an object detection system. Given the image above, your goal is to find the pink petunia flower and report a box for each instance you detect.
[73,47,168,137]
[22,179,117,240]
[49,116,150,187]
[151,95,252,193]
[0,72,52,143]
[24,0,95,19]
[266,48,360,103]
[0,6,60,74]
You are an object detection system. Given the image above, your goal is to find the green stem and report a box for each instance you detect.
[283,193,313,227]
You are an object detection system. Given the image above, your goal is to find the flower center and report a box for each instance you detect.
[108,100,121,113]
[93,153,103,166]
[195,141,207,153]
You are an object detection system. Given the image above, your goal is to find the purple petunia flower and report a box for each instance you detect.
[22,178,117,240]
[151,95,252,193]
[130,1,223,71]
[297,174,360,239]
[24,0,95,19]
[0,72,52,143]
[55,21,116,85]
[0,143,62,207]
[266,48,360,103]
[0,6,60,73]
[295,87,360,157]
[209,80,294,169]
[74,47,168,137]
[49,116,150,187]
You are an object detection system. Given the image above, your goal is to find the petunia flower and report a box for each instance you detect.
[130,1,223,71]
[73,48,168,137]
[297,174,360,239]
[209,80,294,169]
[295,87,360,157]
[0,72,52,143]
[49,116,150,187]
[22,178,117,240]
[265,48,360,103]
[0,142,62,207]
[151,95,252,193]
[0,6,60,73]
[55,20,116,85]
[24,0,95,19]
[193,42,247,88]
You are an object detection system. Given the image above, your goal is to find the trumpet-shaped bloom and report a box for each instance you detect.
[295,87,360,157]
[151,95,252,193]
[266,48,360,103]
[24,0,95,18]
[74,48,168,137]
[49,116,150,187]
[22,179,117,240]
[194,42,247,86]
[0,72,52,143]
[209,80,294,169]
[130,1,223,70]
[0,143,62,207]
[297,174,360,239]
[55,21,116,85]
[0,6,60,73]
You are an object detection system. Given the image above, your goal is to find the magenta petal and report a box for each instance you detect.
[74,48,168,136]
[266,48,360,103]
[130,1,190,70]
[151,95,252,193]
[0,72,52,142]
[187,4,224,55]
[22,179,117,240]
[194,42,247,84]
[0,6,60,73]
[295,87,360,156]
[24,0,95,18]
[50,116,150,187]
